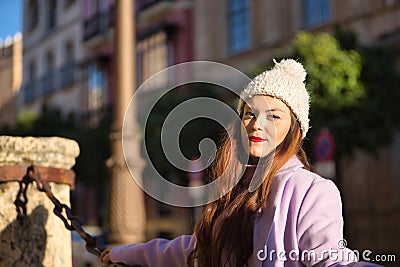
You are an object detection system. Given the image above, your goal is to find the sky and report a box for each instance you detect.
[0,0,22,41]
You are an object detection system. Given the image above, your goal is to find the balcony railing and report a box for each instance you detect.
[137,0,172,11]
[60,63,75,88]
[83,1,176,42]
[23,80,38,104]
[22,63,77,104]
[41,72,57,96]
[83,5,116,41]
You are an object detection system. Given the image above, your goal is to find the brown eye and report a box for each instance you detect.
[244,111,254,117]
[266,114,280,120]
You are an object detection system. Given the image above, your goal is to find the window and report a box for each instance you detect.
[46,52,54,74]
[47,0,57,31]
[137,31,169,89]
[24,60,37,103]
[65,42,74,63]
[42,51,55,95]
[303,0,330,27]
[29,61,36,81]
[28,0,39,32]
[60,42,75,87]
[227,0,251,54]
[87,64,107,112]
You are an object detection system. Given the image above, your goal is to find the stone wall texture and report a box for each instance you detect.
[0,136,79,267]
[0,136,79,169]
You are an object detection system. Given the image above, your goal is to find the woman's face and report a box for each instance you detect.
[241,95,292,159]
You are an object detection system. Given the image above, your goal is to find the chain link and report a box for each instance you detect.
[13,165,135,267]
[14,171,31,219]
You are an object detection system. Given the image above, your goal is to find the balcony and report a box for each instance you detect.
[83,6,115,43]
[137,0,173,11]
[22,63,78,104]
[41,72,57,96]
[60,63,75,88]
[23,80,38,104]
[137,0,175,26]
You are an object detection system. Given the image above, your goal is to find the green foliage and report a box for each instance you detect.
[15,109,39,132]
[291,30,400,159]
[1,106,111,185]
[294,32,365,110]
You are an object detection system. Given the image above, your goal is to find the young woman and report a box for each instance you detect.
[101,59,382,267]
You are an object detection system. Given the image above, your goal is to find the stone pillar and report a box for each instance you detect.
[0,136,79,267]
[108,0,146,244]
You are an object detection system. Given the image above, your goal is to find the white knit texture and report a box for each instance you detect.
[238,59,310,138]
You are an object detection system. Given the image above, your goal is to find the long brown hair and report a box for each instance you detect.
[187,108,311,267]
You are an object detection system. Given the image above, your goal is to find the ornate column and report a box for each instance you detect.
[107,0,146,244]
[0,136,79,267]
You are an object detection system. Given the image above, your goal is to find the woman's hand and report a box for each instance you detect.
[100,248,112,266]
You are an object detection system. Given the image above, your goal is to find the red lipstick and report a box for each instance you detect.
[249,136,265,142]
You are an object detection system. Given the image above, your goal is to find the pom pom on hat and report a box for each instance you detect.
[273,58,306,82]
[238,58,310,138]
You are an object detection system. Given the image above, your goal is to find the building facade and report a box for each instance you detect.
[81,0,194,115]
[19,0,195,240]
[17,0,400,257]
[82,0,194,239]
[0,33,22,128]
[194,0,400,73]
[193,0,400,263]
[20,0,85,121]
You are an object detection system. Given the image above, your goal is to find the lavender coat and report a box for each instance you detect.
[110,156,383,267]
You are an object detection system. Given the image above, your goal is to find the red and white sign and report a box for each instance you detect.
[313,128,335,162]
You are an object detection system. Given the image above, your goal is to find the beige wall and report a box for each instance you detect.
[340,143,400,261]
[332,0,400,45]
[193,0,301,72]
[193,0,400,262]
[0,34,22,127]
[194,0,400,74]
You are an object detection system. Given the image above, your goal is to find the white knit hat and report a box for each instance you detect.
[238,58,310,138]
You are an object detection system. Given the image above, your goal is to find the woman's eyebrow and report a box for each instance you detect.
[245,105,284,111]
[248,107,285,112]
[266,108,285,112]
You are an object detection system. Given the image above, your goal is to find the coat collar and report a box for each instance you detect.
[248,155,304,266]
[276,155,304,175]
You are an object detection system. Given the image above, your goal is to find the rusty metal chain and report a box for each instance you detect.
[14,171,31,220]
[13,165,135,267]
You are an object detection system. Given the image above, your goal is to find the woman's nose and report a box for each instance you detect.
[251,117,262,131]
